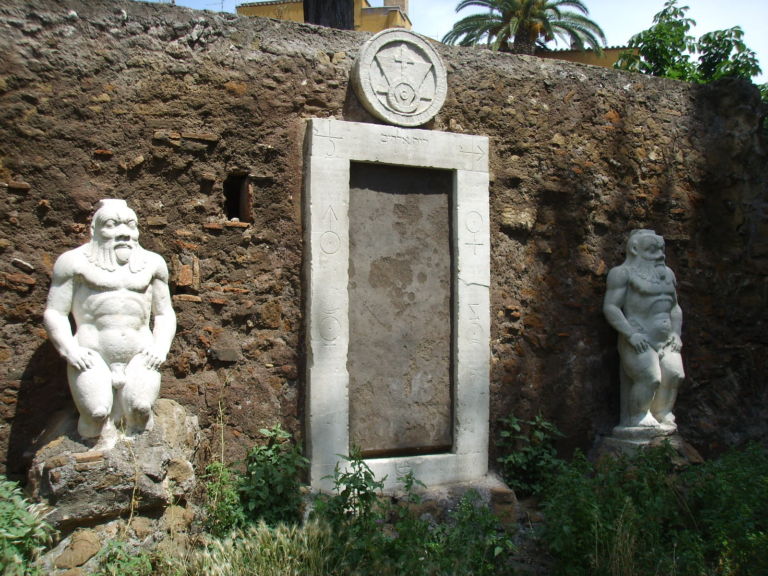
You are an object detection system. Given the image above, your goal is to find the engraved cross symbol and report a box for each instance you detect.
[313,120,343,157]
[394,44,416,77]
[465,238,484,255]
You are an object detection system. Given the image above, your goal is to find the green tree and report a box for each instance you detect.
[615,0,762,83]
[442,0,606,55]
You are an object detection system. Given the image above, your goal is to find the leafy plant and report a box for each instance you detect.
[0,475,55,576]
[496,413,565,497]
[615,0,762,83]
[313,449,516,576]
[93,540,154,576]
[432,490,517,576]
[203,460,246,537]
[239,424,309,526]
[442,0,606,55]
[541,442,768,576]
[319,446,385,524]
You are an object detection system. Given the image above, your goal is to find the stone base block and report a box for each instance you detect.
[27,399,200,531]
[593,427,704,465]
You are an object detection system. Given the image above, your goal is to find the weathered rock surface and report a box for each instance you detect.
[28,399,199,529]
[0,0,766,480]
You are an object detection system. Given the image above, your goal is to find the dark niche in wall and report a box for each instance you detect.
[223,172,253,222]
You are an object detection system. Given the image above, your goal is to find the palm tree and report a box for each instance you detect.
[442,0,606,56]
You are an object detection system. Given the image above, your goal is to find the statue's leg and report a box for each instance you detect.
[120,355,161,435]
[67,354,113,439]
[652,350,684,426]
[618,340,661,427]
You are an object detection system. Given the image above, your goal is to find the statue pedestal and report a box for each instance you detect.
[27,399,199,531]
[593,426,703,465]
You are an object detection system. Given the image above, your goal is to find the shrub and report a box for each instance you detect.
[0,475,55,576]
[541,443,768,576]
[202,424,308,533]
[239,424,309,526]
[314,448,516,576]
[203,460,246,537]
[496,413,565,497]
[93,540,154,576]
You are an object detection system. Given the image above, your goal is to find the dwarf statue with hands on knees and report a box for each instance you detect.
[44,199,176,449]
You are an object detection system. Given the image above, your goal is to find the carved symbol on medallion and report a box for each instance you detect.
[312,120,343,157]
[353,29,447,128]
[464,211,485,255]
[320,205,341,254]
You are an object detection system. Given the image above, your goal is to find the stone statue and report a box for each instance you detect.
[603,229,684,431]
[44,199,176,449]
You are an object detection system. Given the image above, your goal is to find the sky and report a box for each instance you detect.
[146,0,768,84]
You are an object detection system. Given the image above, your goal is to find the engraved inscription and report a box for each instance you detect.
[464,211,485,255]
[469,322,483,344]
[380,129,429,146]
[320,309,341,344]
[320,205,341,254]
[460,143,487,168]
[313,120,343,157]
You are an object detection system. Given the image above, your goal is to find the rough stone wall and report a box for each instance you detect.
[1,0,765,478]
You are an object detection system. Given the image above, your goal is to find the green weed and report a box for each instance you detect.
[496,413,565,497]
[0,475,55,576]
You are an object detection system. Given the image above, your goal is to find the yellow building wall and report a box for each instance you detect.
[358,7,411,32]
[236,1,305,22]
[236,0,411,32]
[537,47,634,69]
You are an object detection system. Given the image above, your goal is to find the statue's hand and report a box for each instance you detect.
[667,334,683,353]
[628,333,649,353]
[65,347,99,371]
[140,347,166,371]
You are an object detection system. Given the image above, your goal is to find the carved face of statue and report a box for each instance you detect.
[636,234,665,265]
[95,210,139,265]
[89,200,142,270]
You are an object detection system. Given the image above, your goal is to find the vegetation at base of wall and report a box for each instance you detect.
[202,424,307,535]
[615,0,762,84]
[496,413,565,498]
[541,442,768,576]
[0,475,55,576]
[28,420,768,576]
[93,540,154,576]
[156,519,334,576]
[310,448,516,576]
[194,443,516,576]
[238,424,308,526]
[202,460,246,537]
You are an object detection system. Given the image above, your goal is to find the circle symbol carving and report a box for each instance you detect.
[320,316,341,342]
[353,29,447,127]
[320,231,341,254]
[465,211,484,233]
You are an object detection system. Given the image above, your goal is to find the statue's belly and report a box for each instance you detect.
[76,291,152,363]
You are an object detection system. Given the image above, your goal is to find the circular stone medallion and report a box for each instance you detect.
[353,29,447,127]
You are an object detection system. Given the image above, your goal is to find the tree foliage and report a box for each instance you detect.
[615,0,762,83]
[442,0,606,55]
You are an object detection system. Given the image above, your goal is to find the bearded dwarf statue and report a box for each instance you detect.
[44,199,176,449]
[603,229,684,432]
